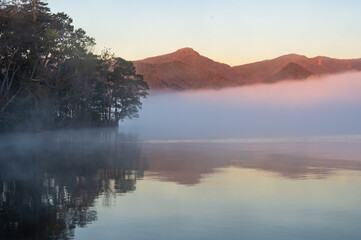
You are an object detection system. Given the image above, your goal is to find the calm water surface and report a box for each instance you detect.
[1,129,361,240]
[2,75,361,239]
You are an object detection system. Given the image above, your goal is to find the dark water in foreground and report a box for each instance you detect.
[1,129,361,240]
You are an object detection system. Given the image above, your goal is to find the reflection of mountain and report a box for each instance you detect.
[0,129,147,240]
[134,49,361,90]
[2,130,361,238]
[144,144,231,185]
[144,143,361,185]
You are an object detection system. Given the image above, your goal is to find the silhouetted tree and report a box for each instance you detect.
[0,0,148,131]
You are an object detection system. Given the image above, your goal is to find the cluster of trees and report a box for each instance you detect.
[0,0,149,131]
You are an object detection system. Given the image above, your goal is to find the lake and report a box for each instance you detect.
[1,73,361,239]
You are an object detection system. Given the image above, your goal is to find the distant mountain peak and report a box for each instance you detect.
[133,47,201,65]
[284,62,305,68]
[275,53,307,60]
[175,47,199,55]
[171,47,201,58]
[280,53,305,57]
[266,62,312,83]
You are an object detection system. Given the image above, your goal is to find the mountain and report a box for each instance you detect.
[133,49,361,90]
[234,54,361,84]
[233,54,309,84]
[133,48,242,90]
[265,62,312,83]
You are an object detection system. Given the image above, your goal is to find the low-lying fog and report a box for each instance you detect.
[121,72,361,140]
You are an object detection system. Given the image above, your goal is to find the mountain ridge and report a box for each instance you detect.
[133,48,361,90]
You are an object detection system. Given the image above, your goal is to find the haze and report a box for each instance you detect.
[121,72,361,140]
[46,0,361,65]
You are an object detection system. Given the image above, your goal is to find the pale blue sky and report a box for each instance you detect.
[46,0,361,65]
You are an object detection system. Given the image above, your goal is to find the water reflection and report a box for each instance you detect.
[1,129,361,239]
[0,129,147,239]
[144,141,361,184]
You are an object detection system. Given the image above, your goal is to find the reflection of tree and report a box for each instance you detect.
[0,129,147,240]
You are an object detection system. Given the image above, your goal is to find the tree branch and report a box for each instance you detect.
[0,87,22,113]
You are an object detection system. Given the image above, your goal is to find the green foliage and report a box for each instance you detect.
[0,0,149,131]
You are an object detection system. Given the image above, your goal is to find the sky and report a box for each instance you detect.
[46,0,361,66]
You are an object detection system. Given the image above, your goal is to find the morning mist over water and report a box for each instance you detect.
[121,72,361,140]
[3,0,361,239]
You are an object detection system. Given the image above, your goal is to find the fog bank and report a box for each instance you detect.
[121,72,361,140]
